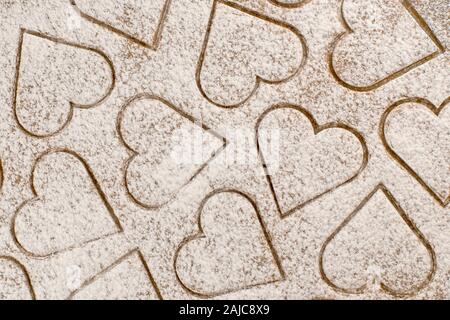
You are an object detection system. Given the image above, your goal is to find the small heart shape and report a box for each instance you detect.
[69,250,162,300]
[71,0,171,49]
[174,189,285,298]
[329,0,444,91]
[381,97,450,207]
[256,104,368,218]
[13,29,114,137]
[118,94,227,209]
[0,257,35,300]
[13,150,123,257]
[320,184,436,297]
[197,0,306,108]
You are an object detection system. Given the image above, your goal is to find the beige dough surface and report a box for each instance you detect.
[0,0,448,300]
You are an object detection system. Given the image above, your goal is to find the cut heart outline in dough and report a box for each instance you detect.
[70,0,172,49]
[12,149,123,258]
[319,184,436,297]
[196,0,307,108]
[380,97,450,207]
[256,104,368,218]
[174,189,285,298]
[118,94,227,209]
[68,249,163,300]
[268,0,311,9]
[0,256,36,300]
[13,29,115,138]
[329,0,445,92]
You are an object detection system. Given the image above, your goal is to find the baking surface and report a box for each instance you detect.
[0,0,448,300]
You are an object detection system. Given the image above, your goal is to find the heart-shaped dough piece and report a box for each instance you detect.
[381,97,449,207]
[13,150,122,257]
[0,257,35,300]
[320,184,435,297]
[257,105,368,218]
[71,0,171,49]
[197,0,306,108]
[13,30,114,138]
[69,250,162,300]
[329,0,444,91]
[174,190,284,297]
[118,94,227,209]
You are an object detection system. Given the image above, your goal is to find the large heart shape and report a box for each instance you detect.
[174,189,285,298]
[13,29,114,138]
[197,0,306,108]
[0,257,35,300]
[69,249,162,300]
[13,150,123,257]
[256,105,368,218]
[319,184,436,297]
[329,0,444,91]
[118,94,227,209]
[381,97,450,207]
[71,0,171,49]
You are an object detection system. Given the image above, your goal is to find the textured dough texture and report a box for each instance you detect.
[0,0,448,300]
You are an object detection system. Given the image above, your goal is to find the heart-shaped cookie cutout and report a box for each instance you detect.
[0,257,35,300]
[13,29,114,138]
[174,189,285,298]
[118,94,227,209]
[320,184,436,297]
[197,0,306,108]
[329,0,444,91]
[69,249,162,300]
[13,150,123,257]
[256,105,368,218]
[268,0,310,8]
[381,97,450,207]
[71,0,171,49]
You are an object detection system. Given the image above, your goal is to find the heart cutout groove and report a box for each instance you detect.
[329,0,444,91]
[256,104,368,218]
[174,189,285,298]
[0,256,36,300]
[13,29,115,138]
[196,0,307,108]
[268,0,311,9]
[319,184,436,297]
[12,149,123,257]
[71,0,172,49]
[380,97,450,207]
[118,94,227,209]
[68,249,162,300]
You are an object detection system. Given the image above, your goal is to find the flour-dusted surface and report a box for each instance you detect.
[0,0,448,300]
